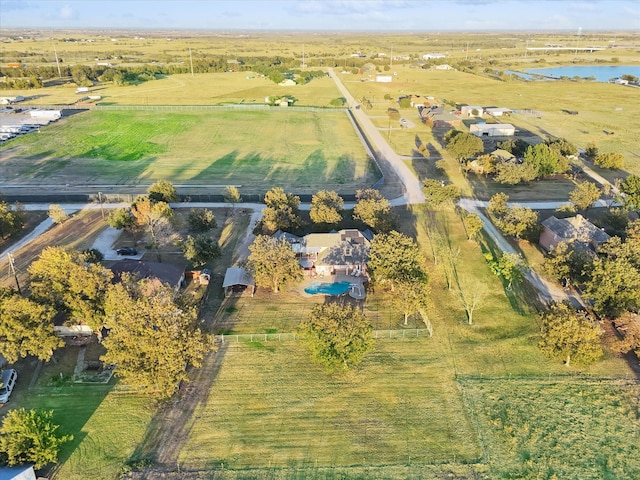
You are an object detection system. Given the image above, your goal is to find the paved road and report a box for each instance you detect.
[327,68,425,205]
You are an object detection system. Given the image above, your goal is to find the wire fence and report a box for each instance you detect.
[215,328,432,344]
[25,104,347,113]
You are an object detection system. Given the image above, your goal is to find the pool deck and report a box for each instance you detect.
[298,271,368,300]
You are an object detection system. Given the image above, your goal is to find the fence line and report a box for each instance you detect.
[216,329,432,344]
[25,104,346,113]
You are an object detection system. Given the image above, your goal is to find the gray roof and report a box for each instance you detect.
[111,260,186,288]
[542,215,610,245]
[222,267,255,288]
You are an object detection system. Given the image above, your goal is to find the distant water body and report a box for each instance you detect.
[523,65,640,82]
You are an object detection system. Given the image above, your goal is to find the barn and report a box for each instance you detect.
[469,123,515,137]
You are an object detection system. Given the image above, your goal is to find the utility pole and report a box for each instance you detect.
[7,253,21,295]
[98,191,105,219]
[189,48,194,76]
[302,44,305,69]
[54,45,62,79]
[390,44,393,68]
[465,41,469,61]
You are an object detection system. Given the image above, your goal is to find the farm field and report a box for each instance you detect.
[0,108,377,195]
[340,66,640,179]
[0,72,344,108]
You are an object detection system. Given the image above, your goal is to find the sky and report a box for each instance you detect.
[0,0,639,32]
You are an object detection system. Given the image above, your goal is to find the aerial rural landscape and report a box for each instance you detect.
[0,1,640,479]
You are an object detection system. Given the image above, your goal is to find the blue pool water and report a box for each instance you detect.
[304,281,351,295]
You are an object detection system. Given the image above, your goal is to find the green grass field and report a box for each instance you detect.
[461,379,640,479]
[0,109,376,194]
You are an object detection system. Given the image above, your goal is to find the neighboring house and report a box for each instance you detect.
[422,53,446,60]
[539,215,611,252]
[0,465,36,480]
[277,229,373,277]
[468,149,516,174]
[419,105,461,128]
[484,107,512,117]
[110,260,186,291]
[470,123,515,137]
[460,105,484,117]
[222,266,255,297]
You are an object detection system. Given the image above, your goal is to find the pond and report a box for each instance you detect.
[521,65,640,82]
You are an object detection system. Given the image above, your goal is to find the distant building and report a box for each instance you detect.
[419,105,461,128]
[470,123,515,137]
[460,105,484,117]
[422,53,446,60]
[484,107,512,117]
[376,75,393,83]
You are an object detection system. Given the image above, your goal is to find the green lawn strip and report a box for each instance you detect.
[460,379,640,479]
[180,339,481,469]
[17,386,154,480]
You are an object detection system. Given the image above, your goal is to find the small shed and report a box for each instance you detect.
[222,267,255,297]
[376,75,392,83]
[470,123,515,137]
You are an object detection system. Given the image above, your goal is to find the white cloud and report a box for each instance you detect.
[59,3,75,20]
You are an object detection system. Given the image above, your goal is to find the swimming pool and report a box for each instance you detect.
[304,281,351,295]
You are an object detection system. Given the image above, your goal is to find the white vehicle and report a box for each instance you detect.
[0,369,17,403]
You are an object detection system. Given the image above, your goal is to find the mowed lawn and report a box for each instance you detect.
[180,208,635,473]
[461,380,640,479]
[0,109,376,193]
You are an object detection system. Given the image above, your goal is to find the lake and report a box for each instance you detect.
[522,65,640,82]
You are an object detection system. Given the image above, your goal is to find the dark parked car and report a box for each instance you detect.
[116,247,138,256]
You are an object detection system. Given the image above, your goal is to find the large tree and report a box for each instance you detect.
[131,196,174,261]
[0,408,73,469]
[456,275,488,325]
[485,252,524,290]
[368,231,427,290]
[187,208,216,233]
[538,302,603,366]
[0,201,24,240]
[569,181,601,211]
[0,293,64,363]
[391,276,430,325]
[310,190,344,226]
[584,234,640,317]
[102,279,210,398]
[352,188,394,232]
[48,204,69,225]
[620,174,640,211]
[260,187,301,234]
[148,180,179,203]
[523,143,568,177]
[28,247,113,331]
[422,179,460,208]
[298,303,374,371]
[247,235,303,293]
[224,186,242,211]
[106,207,136,232]
[182,234,221,267]
[494,161,538,185]
[488,193,539,241]
[445,131,484,161]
